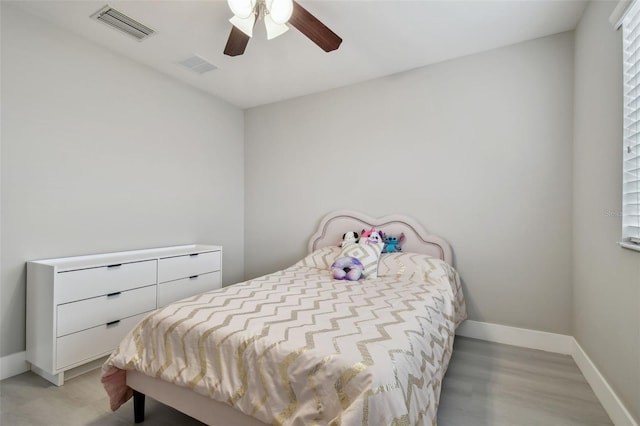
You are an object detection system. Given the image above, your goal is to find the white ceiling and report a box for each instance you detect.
[10,0,588,109]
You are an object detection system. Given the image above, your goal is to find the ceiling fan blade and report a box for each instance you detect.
[289,1,342,52]
[224,26,251,57]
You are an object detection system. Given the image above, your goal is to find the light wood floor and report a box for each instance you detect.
[0,337,613,426]
[437,337,612,426]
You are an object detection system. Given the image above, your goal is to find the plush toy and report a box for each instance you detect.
[340,231,359,247]
[331,257,364,281]
[360,228,384,245]
[382,233,405,253]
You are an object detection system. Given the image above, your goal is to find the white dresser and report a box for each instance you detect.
[26,244,222,386]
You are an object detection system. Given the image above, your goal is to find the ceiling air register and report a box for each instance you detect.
[91,5,155,41]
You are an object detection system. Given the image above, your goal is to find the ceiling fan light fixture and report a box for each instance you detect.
[227,0,256,19]
[267,0,293,24]
[229,14,255,37]
[264,14,289,40]
[223,0,342,57]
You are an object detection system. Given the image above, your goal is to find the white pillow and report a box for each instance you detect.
[378,252,440,282]
[339,242,383,278]
[295,246,341,270]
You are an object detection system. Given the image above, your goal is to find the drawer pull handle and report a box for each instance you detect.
[106,320,120,327]
[189,253,199,257]
[189,275,199,279]
[107,264,122,268]
[107,292,121,297]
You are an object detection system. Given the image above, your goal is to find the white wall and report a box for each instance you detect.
[0,5,245,357]
[245,32,575,335]
[573,1,640,422]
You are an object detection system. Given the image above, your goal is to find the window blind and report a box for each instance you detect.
[622,2,640,246]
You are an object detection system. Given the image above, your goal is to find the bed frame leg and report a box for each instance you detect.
[133,390,145,423]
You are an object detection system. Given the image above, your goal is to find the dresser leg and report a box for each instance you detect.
[133,390,145,423]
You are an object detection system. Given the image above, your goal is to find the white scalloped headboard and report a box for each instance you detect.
[308,211,453,265]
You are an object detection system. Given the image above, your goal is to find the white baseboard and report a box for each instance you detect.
[456,319,574,354]
[456,320,638,426]
[0,351,29,381]
[572,339,638,426]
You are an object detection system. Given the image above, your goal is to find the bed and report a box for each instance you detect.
[102,211,467,425]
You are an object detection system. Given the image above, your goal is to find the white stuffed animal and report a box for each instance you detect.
[340,231,359,247]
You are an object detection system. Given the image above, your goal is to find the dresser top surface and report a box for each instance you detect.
[28,244,222,271]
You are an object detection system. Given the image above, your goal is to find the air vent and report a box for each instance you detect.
[178,55,218,74]
[91,5,155,41]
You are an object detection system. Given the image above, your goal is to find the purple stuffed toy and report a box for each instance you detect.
[331,257,364,281]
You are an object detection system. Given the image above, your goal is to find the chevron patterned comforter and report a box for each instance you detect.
[102,248,466,426]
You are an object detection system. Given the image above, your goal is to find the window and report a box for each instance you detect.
[621,1,640,251]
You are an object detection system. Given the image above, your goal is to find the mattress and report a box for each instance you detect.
[102,247,467,426]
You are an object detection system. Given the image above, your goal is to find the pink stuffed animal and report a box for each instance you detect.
[360,228,384,245]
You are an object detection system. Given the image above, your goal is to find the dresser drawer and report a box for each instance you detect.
[158,251,220,283]
[157,271,221,307]
[56,312,148,370]
[56,260,157,304]
[56,285,156,337]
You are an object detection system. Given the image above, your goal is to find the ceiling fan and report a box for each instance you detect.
[224,0,342,57]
